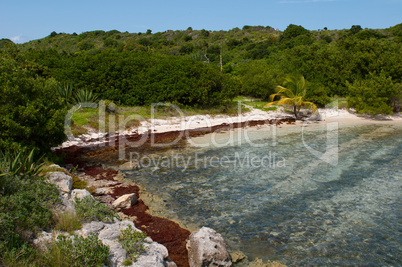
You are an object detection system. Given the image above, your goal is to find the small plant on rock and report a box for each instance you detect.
[118,225,147,263]
[75,196,117,223]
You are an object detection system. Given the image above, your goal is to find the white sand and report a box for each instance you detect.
[55,108,401,150]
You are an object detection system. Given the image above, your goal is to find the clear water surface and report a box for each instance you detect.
[124,122,401,266]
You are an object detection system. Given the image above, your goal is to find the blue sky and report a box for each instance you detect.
[1,0,401,43]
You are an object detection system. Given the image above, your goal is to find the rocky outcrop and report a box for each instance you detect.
[71,188,93,201]
[186,227,232,267]
[40,165,176,267]
[49,171,72,193]
[35,220,176,267]
[112,193,138,210]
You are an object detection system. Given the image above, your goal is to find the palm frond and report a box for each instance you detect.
[301,101,318,113]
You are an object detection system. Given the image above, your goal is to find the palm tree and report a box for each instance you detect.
[265,74,318,119]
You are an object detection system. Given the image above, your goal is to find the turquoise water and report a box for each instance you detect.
[126,123,402,265]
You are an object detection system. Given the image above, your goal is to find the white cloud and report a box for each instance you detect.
[10,35,27,44]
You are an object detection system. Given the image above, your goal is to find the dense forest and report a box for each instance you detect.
[0,23,402,154]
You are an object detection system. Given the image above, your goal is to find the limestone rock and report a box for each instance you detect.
[97,220,136,267]
[112,193,137,210]
[94,187,114,195]
[49,171,72,193]
[71,189,93,201]
[186,227,232,267]
[77,221,105,237]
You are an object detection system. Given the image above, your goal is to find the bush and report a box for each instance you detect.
[118,225,147,262]
[75,196,117,223]
[347,72,398,114]
[0,175,60,252]
[0,51,67,156]
[238,60,282,99]
[43,234,109,267]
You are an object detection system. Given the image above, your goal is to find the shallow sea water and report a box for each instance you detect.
[125,122,402,265]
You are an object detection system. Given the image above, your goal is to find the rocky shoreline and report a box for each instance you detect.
[53,117,296,266]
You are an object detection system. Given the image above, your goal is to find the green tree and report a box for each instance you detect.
[265,75,318,119]
[350,25,363,35]
[238,60,282,99]
[0,51,66,155]
[347,72,399,114]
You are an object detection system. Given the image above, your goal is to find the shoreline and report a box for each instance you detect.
[54,108,401,266]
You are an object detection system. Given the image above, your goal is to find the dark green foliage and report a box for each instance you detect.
[350,25,363,35]
[200,29,210,38]
[184,35,192,42]
[0,51,67,155]
[29,50,231,107]
[104,38,118,47]
[280,24,311,40]
[79,42,94,51]
[10,23,402,115]
[347,72,399,114]
[238,60,281,99]
[305,82,331,107]
[355,29,386,40]
[44,234,110,267]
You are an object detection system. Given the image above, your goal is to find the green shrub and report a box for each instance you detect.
[75,196,117,223]
[43,234,109,267]
[0,175,60,252]
[347,72,399,114]
[118,225,147,262]
[0,51,67,155]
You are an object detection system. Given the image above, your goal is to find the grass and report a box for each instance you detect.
[53,211,82,233]
[70,101,243,136]
[233,96,278,112]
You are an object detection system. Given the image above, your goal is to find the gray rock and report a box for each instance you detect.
[94,187,114,195]
[77,221,105,237]
[112,193,138,210]
[60,193,75,212]
[71,189,93,201]
[49,172,72,193]
[97,220,142,267]
[133,242,170,267]
[186,227,232,267]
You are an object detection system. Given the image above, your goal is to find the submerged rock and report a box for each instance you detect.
[186,227,232,267]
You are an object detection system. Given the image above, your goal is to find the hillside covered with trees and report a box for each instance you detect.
[0,23,401,154]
